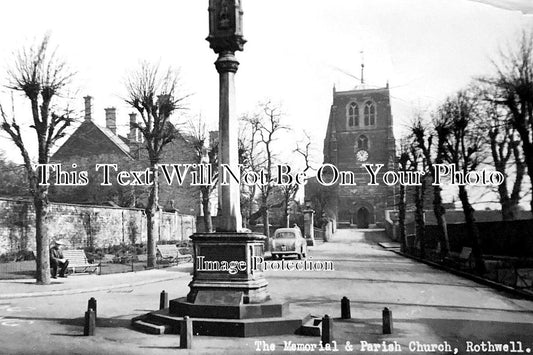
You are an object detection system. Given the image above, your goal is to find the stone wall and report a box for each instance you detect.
[425,219,533,256]
[0,198,196,255]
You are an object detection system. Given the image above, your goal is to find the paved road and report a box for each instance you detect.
[1,229,532,354]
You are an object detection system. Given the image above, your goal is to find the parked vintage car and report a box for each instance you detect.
[270,227,307,259]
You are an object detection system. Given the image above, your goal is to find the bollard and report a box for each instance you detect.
[159,290,169,310]
[88,297,97,320]
[341,296,351,319]
[382,307,393,334]
[180,316,193,349]
[321,314,333,344]
[84,309,96,336]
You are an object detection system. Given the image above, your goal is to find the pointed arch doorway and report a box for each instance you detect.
[356,207,370,229]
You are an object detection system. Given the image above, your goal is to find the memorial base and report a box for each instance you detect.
[185,232,270,304]
[132,232,308,337]
[133,309,311,337]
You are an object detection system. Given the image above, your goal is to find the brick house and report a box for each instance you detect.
[50,96,200,215]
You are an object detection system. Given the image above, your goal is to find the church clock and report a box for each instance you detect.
[356,149,369,162]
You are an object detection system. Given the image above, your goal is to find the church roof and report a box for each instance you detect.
[334,85,389,97]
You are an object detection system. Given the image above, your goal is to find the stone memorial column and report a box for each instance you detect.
[215,51,242,232]
[154,0,306,336]
[172,0,270,307]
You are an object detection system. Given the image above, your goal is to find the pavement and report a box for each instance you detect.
[1,229,532,355]
[0,264,193,299]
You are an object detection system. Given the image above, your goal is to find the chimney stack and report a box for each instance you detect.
[105,107,117,135]
[128,112,138,142]
[84,96,92,121]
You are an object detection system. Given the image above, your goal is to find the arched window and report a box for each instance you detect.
[347,102,359,127]
[357,135,368,150]
[364,101,376,126]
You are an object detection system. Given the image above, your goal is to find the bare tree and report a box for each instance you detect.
[279,131,313,227]
[124,61,188,267]
[241,101,287,238]
[411,115,451,257]
[239,113,262,228]
[408,142,428,258]
[187,118,217,232]
[440,90,486,274]
[477,85,526,220]
[0,35,75,284]
[396,144,410,253]
[491,32,533,217]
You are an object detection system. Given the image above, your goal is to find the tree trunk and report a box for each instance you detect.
[262,211,270,237]
[524,152,533,221]
[398,184,407,253]
[261,196,270,251]
[247,184,257,228]
[458,185,486,274]
[494,161,516,221]
[414,184,426,258]
[432,185,450,257]
[518,139,533,219]
[505,143,526,221]
[146,165,159,268]
[202,188,213,232]
[284,199,290,228]
[500,197,516,221]
[34,195,51,284]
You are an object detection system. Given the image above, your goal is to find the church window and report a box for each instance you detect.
[357,135,368,150]
[364,101,376,127]
[347,102,359,127]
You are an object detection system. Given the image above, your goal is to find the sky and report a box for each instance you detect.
[0,0,532,173]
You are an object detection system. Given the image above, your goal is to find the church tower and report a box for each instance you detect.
[322,83,396,227]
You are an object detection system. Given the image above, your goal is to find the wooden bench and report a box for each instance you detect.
[156,244,192,264]
[33,250,100,275]
[446,247,473,269]
[61,250,100,274]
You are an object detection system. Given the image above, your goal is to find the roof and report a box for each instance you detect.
[51,119,133,161]
[95,124,131,156]
[334,86,389,97]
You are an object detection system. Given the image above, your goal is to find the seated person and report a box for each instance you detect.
[50,240,69,278]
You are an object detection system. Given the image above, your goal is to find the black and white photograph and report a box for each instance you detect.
[0,0,532,354]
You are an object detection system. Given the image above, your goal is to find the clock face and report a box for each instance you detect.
[356,149,369,162]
